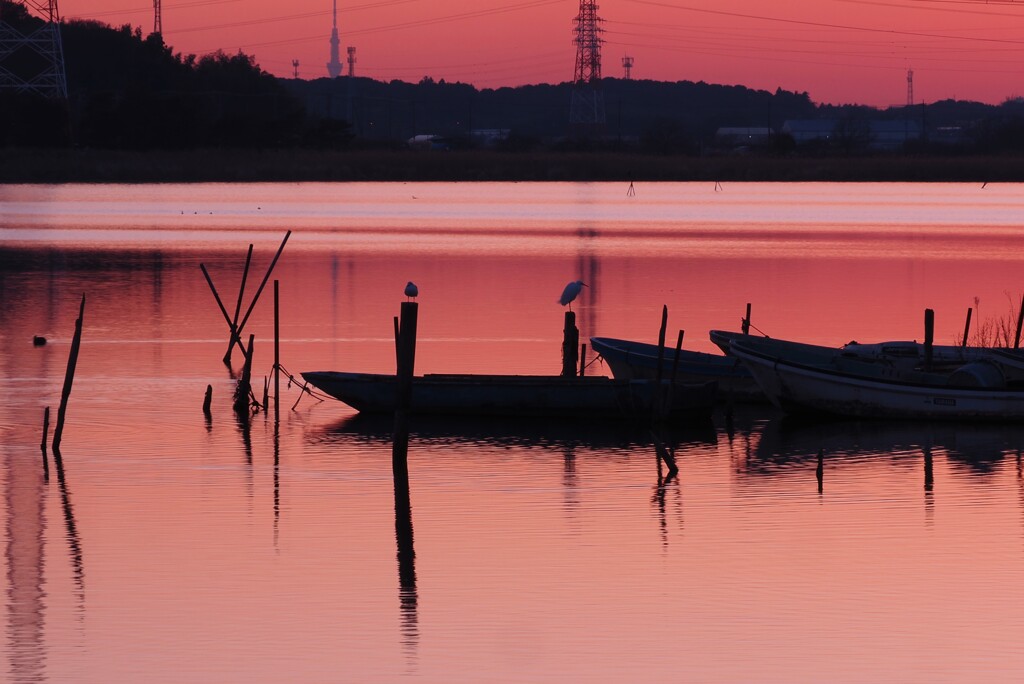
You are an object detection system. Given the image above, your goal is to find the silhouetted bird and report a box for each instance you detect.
[405,281,419,300]
[558,280,587,311]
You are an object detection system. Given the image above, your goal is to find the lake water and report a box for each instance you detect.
[3,181,1024,682]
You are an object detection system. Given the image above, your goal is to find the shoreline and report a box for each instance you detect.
[0,147,1019,183]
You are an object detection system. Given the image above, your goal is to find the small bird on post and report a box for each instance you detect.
[558,280,587,311]
[404,281,418,301]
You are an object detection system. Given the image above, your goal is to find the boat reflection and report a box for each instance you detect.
[746,414,1024,476]
[322,413,717,452]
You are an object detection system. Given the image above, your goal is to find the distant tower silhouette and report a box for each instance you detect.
[906,68,914,107]
[0,0,68,98]
[622,55,633,80]
[292,59,300,79]
[569,0,605,136]
[347,46,356,77]
[153,0,161,35]
[327,0,342,78]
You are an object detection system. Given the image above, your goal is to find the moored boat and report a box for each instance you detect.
[301,370,718,421]
[728,334,1024,421]
[590,336,764,402]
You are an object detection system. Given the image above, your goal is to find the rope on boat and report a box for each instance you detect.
[273,363,332,409]
[744,319,771,338]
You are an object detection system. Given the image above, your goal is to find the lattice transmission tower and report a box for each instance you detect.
[569,0,605,136]
[906,68,914,107]
[153,0,161,35]
[0,0,68,98]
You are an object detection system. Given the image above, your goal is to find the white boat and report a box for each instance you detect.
[301,371,718,421]
[589,336,764,402]
[728,334,1024,420]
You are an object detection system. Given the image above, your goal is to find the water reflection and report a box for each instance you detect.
[5,448,47,684]
[51,451,84,607]
[390,415,418,665]
[747,416,1024,474]
[323,413,716,452]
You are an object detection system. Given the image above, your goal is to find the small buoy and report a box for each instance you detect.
[32,336,46,346]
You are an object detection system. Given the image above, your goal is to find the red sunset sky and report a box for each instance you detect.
[59,0,1024,106]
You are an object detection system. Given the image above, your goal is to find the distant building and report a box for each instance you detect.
[469,129,511,148]
[407,134,449,150]
[781,120,837,145]
[867,120,922,150]
[714,127,773,150]
[782,119,922,150]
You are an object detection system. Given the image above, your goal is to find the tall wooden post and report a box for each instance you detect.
[224,244,254,365]
[1015,298,1024,349]
[962,307,972,348]
[655,305,668,384]
[561,311,579,377]
[670,330,684,385]
[53,295,85,455]
[393,301,419,476]
[274,280,280,418]
[742,303,752,335]
[924,308,934,372]
[223,230,292,363]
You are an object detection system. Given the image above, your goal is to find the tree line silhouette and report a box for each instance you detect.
[5,2,1024,156]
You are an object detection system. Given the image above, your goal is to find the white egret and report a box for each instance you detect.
[558,280,587,311]
[404,281,419,300]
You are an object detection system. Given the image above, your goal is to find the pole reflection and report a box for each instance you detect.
[392,451,418,662]
[51,449,85,609]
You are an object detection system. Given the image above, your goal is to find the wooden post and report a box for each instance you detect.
[393,315,401,369]
[1015,297,1024,349]
[655,305,668,384]
[262,376,269,411]
[274,279,280,418]
[234,334,255,414]
[223,244,254,365]
[579,343,587,377]
[742,302,752,335]
[201,264,249,359]
[816,449,824,494]
[52,294,85,455]
[392,300,420,629]
[41,406,50,479]
[962,307,972,348]
[393,301,419,476]
[203,384,213,415]
[561,311,579,377]
[670,330,684,385]
[223,230,292,363]
[924,445,934,492]
[924,308,934,371]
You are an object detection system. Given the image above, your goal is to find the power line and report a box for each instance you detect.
[197,0,563,53]
[622,0,1024,45]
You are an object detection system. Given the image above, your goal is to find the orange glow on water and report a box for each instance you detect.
[5,182,1024,681]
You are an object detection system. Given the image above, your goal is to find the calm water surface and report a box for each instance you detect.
[3,182,1024,682]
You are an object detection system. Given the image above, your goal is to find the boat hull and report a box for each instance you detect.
[301,371,717,420]
[589,336,764,402]
[730,337,1024,421]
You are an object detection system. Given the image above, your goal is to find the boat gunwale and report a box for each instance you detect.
[730,340,1024,396]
